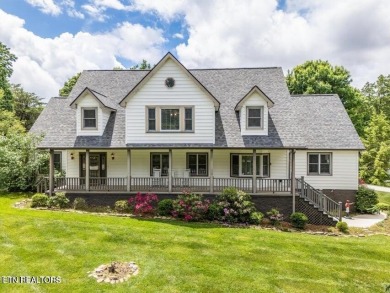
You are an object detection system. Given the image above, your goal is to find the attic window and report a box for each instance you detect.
[82,107,97,129]
[247,106,263,129]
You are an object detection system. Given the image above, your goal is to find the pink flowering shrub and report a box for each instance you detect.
[172,192,210,221]
[128,192,158,216]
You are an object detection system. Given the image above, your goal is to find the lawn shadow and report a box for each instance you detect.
[131,216,228,230]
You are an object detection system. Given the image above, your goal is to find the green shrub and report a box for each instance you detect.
[31,193,48,208]
[336,221,349,233]
[73,197,87,210]
[267,208,284,226]
[206,203,222,221]
[47,192,70,208]
[216,187,256,223]
[249,212,264,225]
[356,187,378,213]
[290,212,308,229]
[374,203,390,211]
[157,199,174,216]
[114,200,130,213]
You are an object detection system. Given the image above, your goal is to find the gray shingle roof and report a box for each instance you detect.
[30,67,364,150]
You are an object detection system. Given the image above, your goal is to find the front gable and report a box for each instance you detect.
[120,52,220,110]
[71,88,114,136]
[236,86,274,136]
[123,53,217,144]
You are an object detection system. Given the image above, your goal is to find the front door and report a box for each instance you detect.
[80,153,107,178]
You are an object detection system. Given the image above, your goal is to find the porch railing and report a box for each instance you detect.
[172,177,210,192]
[256,178,291,193]
[296,178,341,220]
[131,177,169,192]
[213,178,253,192]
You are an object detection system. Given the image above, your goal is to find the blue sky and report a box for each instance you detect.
[0,0,389,100]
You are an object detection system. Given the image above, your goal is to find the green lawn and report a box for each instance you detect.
[1,194,390,293]
[377,191,390,205]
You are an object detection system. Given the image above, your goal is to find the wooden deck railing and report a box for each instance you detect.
[38,177,294,194]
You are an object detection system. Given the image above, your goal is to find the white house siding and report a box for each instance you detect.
[75,94,111,136]
[240,92,269,136]
[64,149,289,179]
[125,59,215,144]
[295,150,359,190]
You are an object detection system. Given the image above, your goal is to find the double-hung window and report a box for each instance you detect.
[82,108,97,129]
[147,106,194,132]
[308,153,332,175]
[231,154,270,177]
[187,153,208,176]
[247,106,263,129]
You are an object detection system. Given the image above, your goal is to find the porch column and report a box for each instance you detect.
[252,149,257,193]
[291,149,296,213]
[86,149,90,191]
[49,149,54,196]
[127,149,131,192]
[168,149,172,192]
[210,149,214,193]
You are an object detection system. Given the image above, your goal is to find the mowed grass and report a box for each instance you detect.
[377,191,390,205]
[0,194,389,293]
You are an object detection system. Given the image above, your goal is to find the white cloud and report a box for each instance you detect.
[173,33,184,39]
[0,9,165,100]
[82,0,133,21]
[25,0,61,15]
[132,0,390,88]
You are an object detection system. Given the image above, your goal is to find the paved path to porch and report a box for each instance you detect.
[343,212,387,228]
[366,184,390,193]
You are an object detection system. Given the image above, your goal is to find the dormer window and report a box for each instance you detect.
[247,106,263,129]
[82,107,97,129]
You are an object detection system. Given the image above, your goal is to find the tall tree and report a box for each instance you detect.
[286,60,370,136]
[0,42,17,111]
[361,74,390,119]
[11,84,44,130]
[360,113,390,185]
[130,59,152,70]
[59,72,81,97]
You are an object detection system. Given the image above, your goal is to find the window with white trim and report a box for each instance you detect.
[230,154,270,177]
[82,107,97,129]
[308,153,332,175]
[187,153,208,176]
[246,106,263,129]
[54,152,62,172]
[146,106,194,132]
[150,153,169,176]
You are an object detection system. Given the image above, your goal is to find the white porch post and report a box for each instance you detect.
[252,149,257,193]
[291,149,296,213]
[168,149,172,192]
[127,149,131,192]
[86,149,90,191]
[210,149,214,193]
[49,149,54,196]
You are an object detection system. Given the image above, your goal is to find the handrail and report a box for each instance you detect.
[296,178,342,220]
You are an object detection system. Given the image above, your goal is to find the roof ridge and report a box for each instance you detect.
[291,94,337,97]
[88,88,108,97]
[82,67,281,72]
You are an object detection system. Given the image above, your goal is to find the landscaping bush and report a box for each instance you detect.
[157,199,174,216]
[128,192,158,216]
[172,192,210,221]
[249,212,264,225]
[73,197,88,210]
[267,208,284,226]
[216,187,256,223]
[47,192,69,208]
[374,203,390,212]
[115,200,130,213]
[336,221,349,233]
[206,203,222,221]
[31,193,48,208]
[290,212,308,229]
[356,187,379,213]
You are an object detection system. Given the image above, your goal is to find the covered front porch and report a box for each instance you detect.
[42,148,297,195]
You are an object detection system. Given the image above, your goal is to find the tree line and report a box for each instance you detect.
[0,40,388,191]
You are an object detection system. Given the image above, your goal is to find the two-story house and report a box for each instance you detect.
[31,53,364,223]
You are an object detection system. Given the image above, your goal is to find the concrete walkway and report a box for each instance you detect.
[343,212,387,228]
[366,184,390,193]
